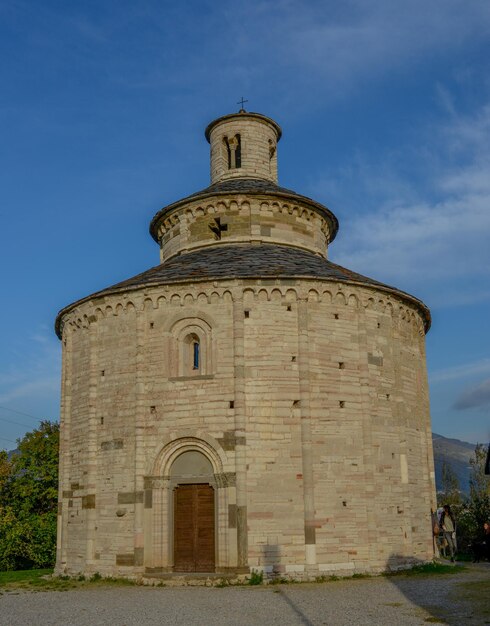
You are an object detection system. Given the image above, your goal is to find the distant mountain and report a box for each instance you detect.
[432,433,477,495]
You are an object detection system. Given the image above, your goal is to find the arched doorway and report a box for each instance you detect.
[170,451,215,572]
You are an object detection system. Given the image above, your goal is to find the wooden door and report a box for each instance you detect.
[173,484,215,572]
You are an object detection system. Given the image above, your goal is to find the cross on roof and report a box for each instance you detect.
[237,97,248,111]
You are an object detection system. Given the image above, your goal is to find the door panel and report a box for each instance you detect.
[174,484,215,572]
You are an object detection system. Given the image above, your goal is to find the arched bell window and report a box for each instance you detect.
[223,134,241,169]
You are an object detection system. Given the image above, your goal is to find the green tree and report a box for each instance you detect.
[467,444,490,538]
[452,443,490,554]
[0,421,59,570]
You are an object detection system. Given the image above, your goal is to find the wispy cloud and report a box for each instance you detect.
[9,1,489,107]
[320,98,490,304]
[0,329,60,415]
[0,377,59,406]
[453,378,490,410]
[225,2,490,74]
[430,359,490,384]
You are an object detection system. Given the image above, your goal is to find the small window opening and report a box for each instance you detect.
[342,500,347,507]
[268,139,276,160]
[100,416,104,425]
[293,400,300,407]
[286,305,292,311]
[377,322,381,328]
[209,217,228,240]
[100,370,105,377]
[150,406,156,414]
[339,401,345,408]
[150,322,154,329]
[339,362,345,369]
[334,313,339,319]
[229,400,235,409]
[386,393,390,400]
[224,137,231,169]
[193,341,200,370]
[224,134,241,169]
[291,356,296,362]
[244,310,250,318]
[235,134,241,168]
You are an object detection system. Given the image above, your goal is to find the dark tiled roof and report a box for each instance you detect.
[55,244,430,336]
[149,178,339,243]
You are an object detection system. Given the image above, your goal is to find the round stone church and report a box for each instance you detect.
[55,109,437,579]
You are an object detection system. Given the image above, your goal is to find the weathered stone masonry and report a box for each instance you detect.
[55,110,436,578]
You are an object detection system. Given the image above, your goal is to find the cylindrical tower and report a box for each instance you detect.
[205,111,282,184]
[55,109,436,580]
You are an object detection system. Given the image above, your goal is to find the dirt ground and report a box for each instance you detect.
[0,562,489,625]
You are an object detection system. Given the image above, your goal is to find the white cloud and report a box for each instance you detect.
[319,98,490,303]
[212,0,490,104]
[0,330,60,411]
[17,1,489,108]
[430,359,490,384]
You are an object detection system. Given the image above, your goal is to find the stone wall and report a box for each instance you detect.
[207,114,280,184]
[157,197,331,263]
[56,278,436,578]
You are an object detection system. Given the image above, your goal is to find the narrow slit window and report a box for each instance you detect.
[235,134,241,168]
[193,341,200,370]
[224,137,231,169]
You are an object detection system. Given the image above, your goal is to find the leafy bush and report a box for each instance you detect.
[439,444,490,556]
[0,421,59,570]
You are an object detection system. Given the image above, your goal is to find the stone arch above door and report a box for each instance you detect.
[170,450,214,479]
[149,435,226,479]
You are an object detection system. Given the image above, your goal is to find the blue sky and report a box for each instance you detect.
[1,0,489,448]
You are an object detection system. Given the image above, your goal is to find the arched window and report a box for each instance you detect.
[223,134,241,169]
[170,318,213,378]
[183,333,201,374]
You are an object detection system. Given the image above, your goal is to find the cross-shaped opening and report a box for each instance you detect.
[209,217,228,240]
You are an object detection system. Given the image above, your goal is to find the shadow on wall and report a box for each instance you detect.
[260,544,281,573]
[385,554,468,626]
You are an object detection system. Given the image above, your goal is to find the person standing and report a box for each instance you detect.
[484,521,490,561]
[441,504,457,562]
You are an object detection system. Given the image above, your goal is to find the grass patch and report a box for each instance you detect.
[0,569,77,593]
[0,569,138,593]
[450,579,490,620]
[385,562,464,577]
[0,569,52,585]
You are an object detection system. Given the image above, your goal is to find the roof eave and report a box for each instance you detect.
[54,271,430,339]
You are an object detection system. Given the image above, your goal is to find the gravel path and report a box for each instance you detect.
[1,564,489,626]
